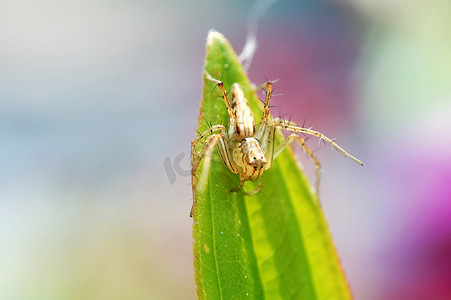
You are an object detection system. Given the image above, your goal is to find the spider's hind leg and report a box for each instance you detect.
[273,133,322,194]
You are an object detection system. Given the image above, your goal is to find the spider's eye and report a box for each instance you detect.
[253,166,257,170]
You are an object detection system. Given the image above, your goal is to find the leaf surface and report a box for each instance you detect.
[192,30,352,300]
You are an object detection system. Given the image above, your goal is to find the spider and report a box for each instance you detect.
[190,72,363,217]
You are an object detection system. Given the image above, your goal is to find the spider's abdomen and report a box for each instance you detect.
[230,83,255,140]
[233,137,267,181]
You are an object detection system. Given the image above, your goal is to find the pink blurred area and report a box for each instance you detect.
[1,0,450,299]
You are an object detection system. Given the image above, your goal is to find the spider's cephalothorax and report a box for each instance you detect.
[190,72,363,217]
[233,138,267,181]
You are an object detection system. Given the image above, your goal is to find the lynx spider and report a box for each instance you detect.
[190,72,363,217]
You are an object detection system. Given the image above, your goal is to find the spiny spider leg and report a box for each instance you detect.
[256,80,275,141]
[273,133,322,193]
[254,80,277,171]
[192,124,237,174]
[190,132,233,217]
[270,118,364,166]
[216,135,237,174]
[253,78,279,93]
[204,72,236,124]
[191,125,227,160]
[261,80,273,121]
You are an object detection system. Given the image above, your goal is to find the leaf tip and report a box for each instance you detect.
[206,29,226,47]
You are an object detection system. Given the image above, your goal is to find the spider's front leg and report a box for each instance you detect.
[229,174,263,195]
[191,125,227,165]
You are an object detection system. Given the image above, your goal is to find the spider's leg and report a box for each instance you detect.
[204,72,236,125]
[256,80,274,141]
[269,118,364,166]
[215,136,238,174]
[244,178,263,196]
[262,126,276,170]
[190,132,234,217]
[230,173,245,193]
[255,80,276,171]
[273,133,322,193]
[191,125,227,159]
[261,80,273,122]
[254,78,278,94]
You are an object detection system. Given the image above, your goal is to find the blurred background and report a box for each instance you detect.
[1,0,450,299]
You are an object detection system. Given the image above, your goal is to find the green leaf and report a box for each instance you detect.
[192,30,352,300]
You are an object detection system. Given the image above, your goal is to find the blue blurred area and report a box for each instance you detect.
[1,0,451,299]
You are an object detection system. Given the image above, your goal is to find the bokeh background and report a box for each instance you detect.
[1,0,451,299]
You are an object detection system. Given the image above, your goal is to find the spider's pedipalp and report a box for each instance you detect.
[230,173,245,193]
[244,179,263,196]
